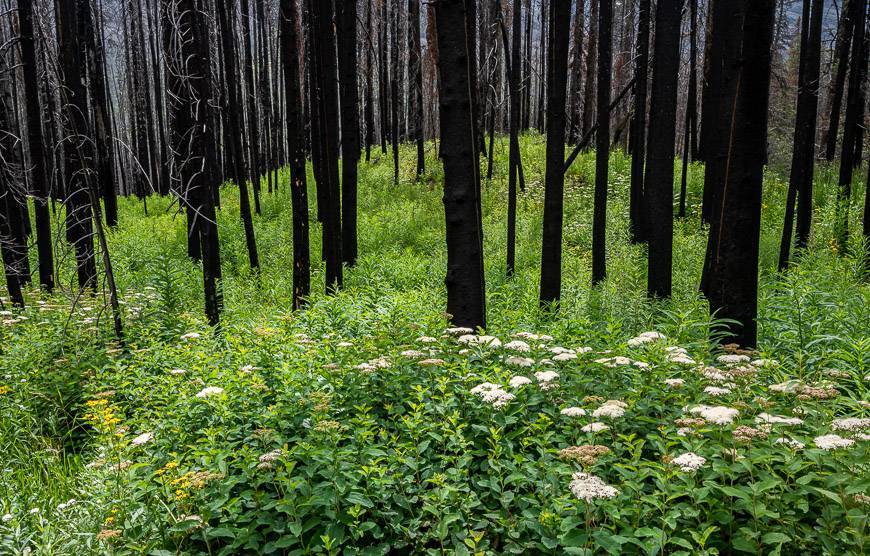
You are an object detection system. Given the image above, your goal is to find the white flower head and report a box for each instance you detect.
[504,340,531,352]
[672,452,706,472]
[664,378,684,388]
[581,422,610,433]
[716,354,751,366]
[553,352,578,362]
[1,513,12,522]
[416,336,438,343]
[180,332,201,341]
[831,418,870,432]
[774,437,805,449]
[560,406,587,417]
[814,434,855,450]
[505,356,535,367]
[569,472,619,501]
[687,405,740,425]
[169,368,187,376]
[509,375,532,388]
[445,327,474,336]
[756,413,803,426]
[196,386,225,399]
[131,432,154,446]
[592,402,626,419]
[704,386,732,397]
[534,370,560,383]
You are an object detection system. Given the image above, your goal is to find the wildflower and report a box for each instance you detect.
[576,346,593,354]
[814,434,855,450]
[774,437,805,449]
[1,514,11,522]
[733,425,768,443]
[595,356,632,367]
[96,529,122,541]
[560,444,611,465]
[592,401,626,419]
[130,432,154,446]
[169,368,187,376]
[703,368,729,382]
[180,332,201,341]
[470,383,515,408]
[583,396,605,404]
[509,376,532,388]
[29,508,39,515]
[534,370,559,383]
[0,385,9,395]
[196,386,224,398]
[831,418,870,432]
[336,341,353,348]
[581,422,610,433]
[853,494,870,506]
[417,336,438,343]
[445,327,474,336]
[505,356,535,367]
[560,407,587,417]
[627,331,665,347]
[751,358,778,367]
[756,413,803,426]
[549,346,573,355]
[717,354,751,365]
[259,449,284,463]
[672,452,706,472]
[674,417,706,428]
[400,349,425,358]
[823,369,850,379]
[568,472,619,501]
[477,335,502,347]
[418,358,445,366]
[704,386,732,397]
[664,378,684,388]
[553,352,578,362]
[504,340,531,352]
[687,405,740,425]
[796,385,839,400]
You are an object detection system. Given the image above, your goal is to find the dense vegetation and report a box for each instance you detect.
[1,142,868,554]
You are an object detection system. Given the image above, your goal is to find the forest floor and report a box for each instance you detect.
[0,136,868,554]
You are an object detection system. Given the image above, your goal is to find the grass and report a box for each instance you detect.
[0,134,868,554]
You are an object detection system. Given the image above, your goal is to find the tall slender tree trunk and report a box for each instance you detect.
[782,0,824,265]
[704,0,776,348]
[0,64,25,306]
[629,0,650,243]
[310,0,343,291]
[539,0,570,305]
[338,0,360,265]
[507,0,523,276]
[17,0,54,291]
[644,0,680,298]
[365,0,375,162]
[834,0,867,251]
[409,0,425,176]
[435,0,486,329]
[591,0,612,285]
[216,0,260,271]
[567,0,584,143]
[823,0,855,161]
[582,0,597,138]
[391,0,401,183]
[240,0,263,213]
[678,0,698,218]
[281,0,311,309]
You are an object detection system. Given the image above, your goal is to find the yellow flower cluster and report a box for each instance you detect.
[85,399,122,433]
[0,385,10,396]
[154,461,178,477]
[168,470,224,501]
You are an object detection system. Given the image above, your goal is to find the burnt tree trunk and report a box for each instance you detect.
[629,0,650,243]
[591,0,611,285]
[338,0,360,265]
[409,0,425,176]
[704,0,776,348]
[567,0,584,143]
[678,0,698,218]
[281,0,311,309]
[539,0,571,305]
[435,0,487,329]
[582,0,597,138]
[823,0,855,161]
[644,0,680,298]
[507,0,523,276]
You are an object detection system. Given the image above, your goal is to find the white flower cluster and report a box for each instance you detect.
[458,334,501,348]
[582,422,610,433]
[505,355,535,367]
[569,472,619,501]
[444,327,474,336]
[716,354,751,365]
[687,405,740,425]
[470,382,515,409]
[131,432,154,446]
[627,331,666,347]
[703,386,732,397]
[664,378,684,388]
[196,386,224,398]
[513,331,553,342]
[831,417,870,432]
[504,340,531,352]
[666,347,697,366]
[592,400,626,419]
[534,370,560,390]
[560,407,586,417]
[813,434,855,450]
[509,375,532,388]
[180,332,201,341]
[756,413,803,426]
[774,437,805,449]
[672,452,706,472]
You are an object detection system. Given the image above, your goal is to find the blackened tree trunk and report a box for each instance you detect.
[567,0,584,143]
[781,0,824,265]
[834,0,867,251]
[644,0,680,298]
[535,0,547,132]
[435,0,486,329]
[507,0,523,276]
[0,67,25,306]
[216,0,260,271]
[311,0,343,290]
[582,0,597,138]
[853,14,869,166]
[365,0,375,162]
[79,0,119,228]
[281,0,311,309]
[57,0,98,292]
[522,0,532,130]
[338,0,360,265]
[539,0,571,306]
[240,0,263,213]
[704,0,776,348]
[168,0,223,325]
[391,0,401,183]
[678,0,698,218]
[17,0,54,291]
[379,0,390,154]
[629,0,650,243]
[823,0,855,161]
[409,0,425,176]
[591,0,612,285]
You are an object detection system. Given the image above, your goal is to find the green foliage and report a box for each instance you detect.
[0,137,867,554]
